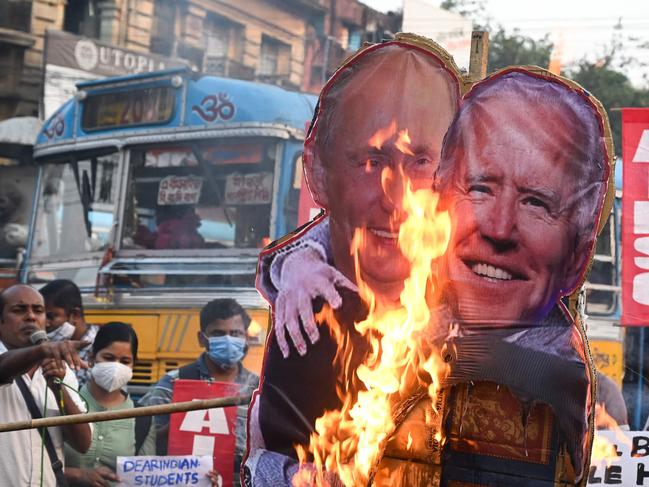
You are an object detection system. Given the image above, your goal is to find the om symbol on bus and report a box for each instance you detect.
[44,114,65,139]
[192,92,235,122]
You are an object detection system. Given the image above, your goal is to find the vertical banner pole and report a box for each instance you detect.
[635,327,645,429]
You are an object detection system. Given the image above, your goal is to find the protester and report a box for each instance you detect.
[596,371,629,429]
[139,298,259,486]
[246,44,611,485]
[0,284,92,486]
[41,279,100,385]
[64,322,156,486]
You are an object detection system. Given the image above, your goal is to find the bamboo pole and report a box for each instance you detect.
[0,394,252,433]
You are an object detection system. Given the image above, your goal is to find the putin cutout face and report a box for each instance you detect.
[308,46,458,302]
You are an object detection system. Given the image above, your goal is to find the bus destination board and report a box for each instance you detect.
[82,86,175,131]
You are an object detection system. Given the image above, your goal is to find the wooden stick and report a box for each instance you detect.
[469,31,490,81]
[0,394,252,433]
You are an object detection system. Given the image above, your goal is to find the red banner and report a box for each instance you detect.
[168,380,238,486]
[622,108,649,325]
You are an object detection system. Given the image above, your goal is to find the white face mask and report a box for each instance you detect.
[91,361,133,393]
[47,321,75,342]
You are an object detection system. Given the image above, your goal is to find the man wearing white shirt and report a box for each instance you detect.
[0,284,91,486]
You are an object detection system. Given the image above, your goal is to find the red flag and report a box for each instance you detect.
[168,380,239,486]
[621,108,649,325]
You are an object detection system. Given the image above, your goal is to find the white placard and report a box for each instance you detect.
[157,176,203,206]
[588,431,649,485]
[224,172,273,205]
[117,455,213,487]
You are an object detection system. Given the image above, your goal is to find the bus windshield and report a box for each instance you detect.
[32,153,120,260]
[121,139,277,251]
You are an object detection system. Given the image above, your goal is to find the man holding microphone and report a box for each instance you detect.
[0,284,91,486]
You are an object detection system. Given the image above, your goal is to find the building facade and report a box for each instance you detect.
[0,0,401,121]
[301,0,401,93]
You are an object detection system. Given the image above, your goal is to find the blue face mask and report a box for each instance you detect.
[205,335,246,368]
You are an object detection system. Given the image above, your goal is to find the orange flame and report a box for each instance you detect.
[368,120,397,150]
[294,162,452,485]
[368,123,414,156]
[247,319,263,338]
[591,404,631,467]
[395,129,414,156]
[595,403,624,431]
[591,436,619,468]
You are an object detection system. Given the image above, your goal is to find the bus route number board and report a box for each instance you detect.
[82,86,174,130]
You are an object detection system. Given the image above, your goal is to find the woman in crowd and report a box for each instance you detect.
[64,322,156,486]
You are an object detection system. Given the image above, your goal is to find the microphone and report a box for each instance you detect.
[29,330,49,345]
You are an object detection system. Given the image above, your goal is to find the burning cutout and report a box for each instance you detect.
[588,405,649,485]
[593,405,632,467]
[246,35,614,487]
[291,164,451,486]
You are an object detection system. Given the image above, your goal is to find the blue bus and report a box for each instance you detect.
[28,68,317,384]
